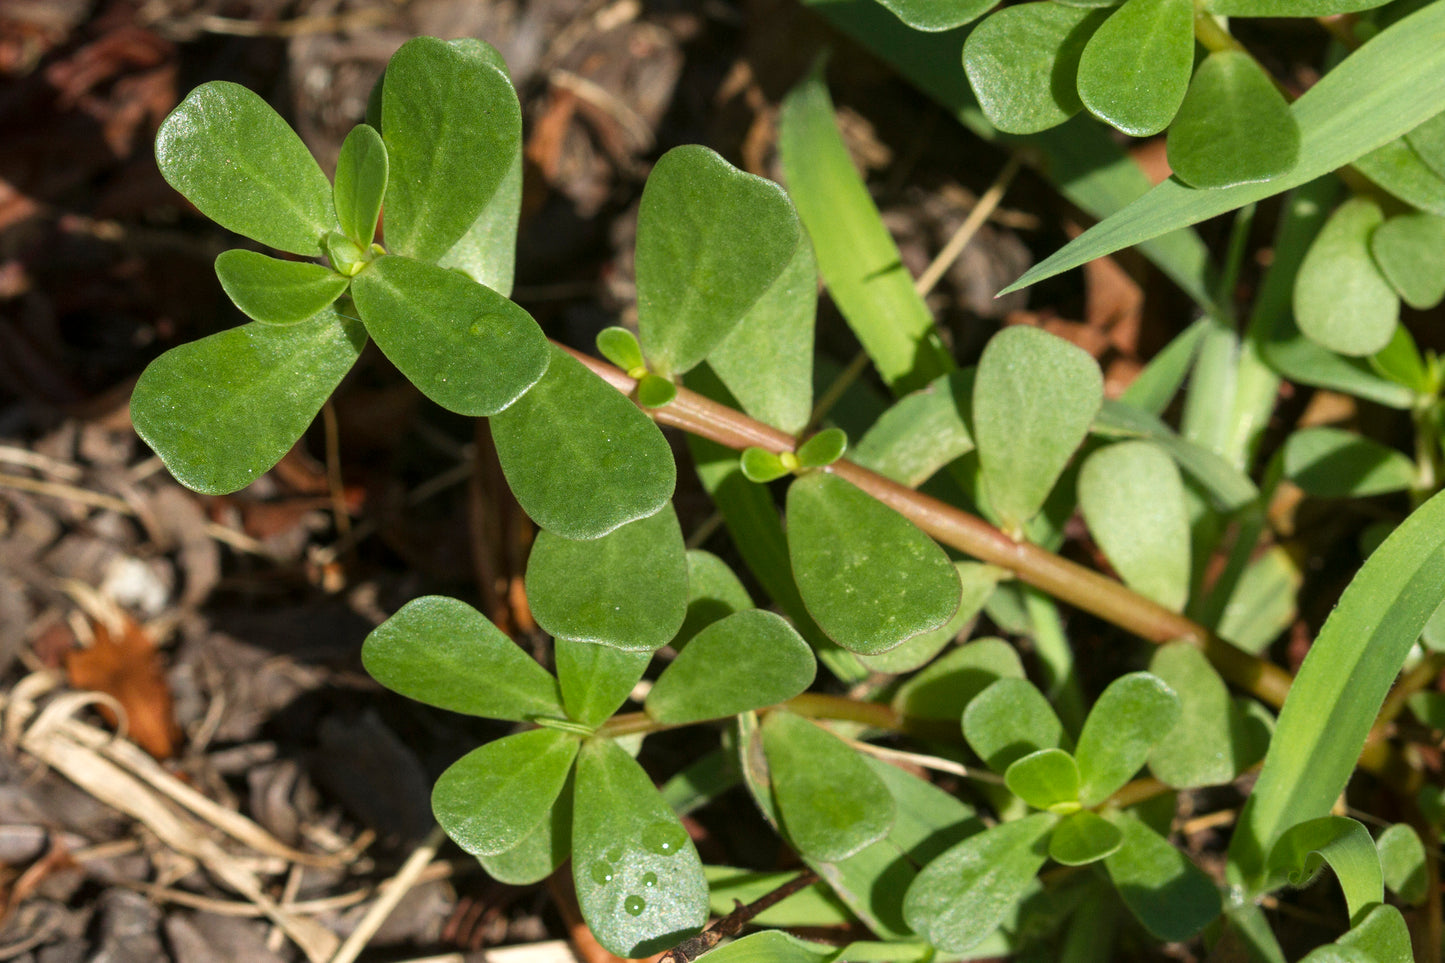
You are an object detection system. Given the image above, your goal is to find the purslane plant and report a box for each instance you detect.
[131,17,1445,962]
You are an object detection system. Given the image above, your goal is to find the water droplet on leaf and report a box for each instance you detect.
[589,861,615,885]
[641,872,658,888]
[641,820,688,857]
[607,847,623,863]
[624,895,646,916]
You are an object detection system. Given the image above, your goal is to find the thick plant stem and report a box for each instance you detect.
[565,345,1295,709]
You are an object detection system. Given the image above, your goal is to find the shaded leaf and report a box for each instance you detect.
[1103,811,1221,941]
[362,596,563,721]
[1294,198,1398,357]
[647,611,815,725]
[902,813,1056,953]
[333,123,387,246]
[1076,672,1180,806]
[964,678,1066,773]
[380,37,521,261]
[479,771,573,884]
[1370,211,1445,310]
[432,729,578,855]
[675,550,753,649]
[572,738,708,957]
[1004,748,1080,812]
[853,370,974,487]
[555,639,650,728]
[1167,51,1299,189]
[1406,108,1445,180]
[877,0,998,30]
[525,505,687,651]
[692,931,836,963]
[1050,810,1124,866]
[1353,136,1445,217]
[155,81,336,256]
[963,3,1106,134]
[492,345,676,539]
[130,308,365,495]
[974,326,1103,534]
[1376,823,1428,905]
[1076,0,1194,137]
[1281,426,1415,498]
[1267,816,1381,923]
[892,636,1024,723]
[762,710,895,861]
[1336,903,1413,963]
[1147,643,1240,787]
[214,250,348,325]
[786,471,961,654]
[1209,0,1393,12]
[350,255,549,416]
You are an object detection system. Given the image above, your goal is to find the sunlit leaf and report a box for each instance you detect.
[478,773,573,884]
[1336,903,1413,963]
[1167,51,1299,189]
[876,0,997,30]
[1266,816,1381,923]
[1005,748,1080,811]
[1376,823,1428,905]
[859,562,999,674]
[1294,198,1398,357]
[555,639,650,728]
[1353,136,1445,217]
[213,250,349,326]
[1075,0,1193,136]
[962,3,1106,134]
[1075,672,1180,806]
[853,370,974,487]
[647,611,815,724]
[1370,211,1445,310]
[432,729,578,855]
[333,123,387,246]
[964,678,1066,773]
[1078,441,1190,611]
[1147,643,1240,788]
[1050,810,1123,866]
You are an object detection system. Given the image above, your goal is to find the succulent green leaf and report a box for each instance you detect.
[1004,748,1081,812]
[1093,400,1257,511]
[707,224,817,434]
[1147,643,1240,787]
[1267,816,1381,923]
[1353,136,1445,217]
[1406,108,1445,180]
[333,123,387,246]
[635,145,800,378]
[525,505,687,651]
[974,326,1103,534]
[1294,199,1399,357]
[1297,946,1375,963]
[902,813,1056,953]
[962,3,1106,134]
[1207,0,1391,12]
[1370,212,1445,310]
[130,308,364,495]
[361,595,563,720]
[1076,0,1193,137]
[675,550,753,649]
[876,0,997,30]
[213,250,348,326]
[349,255,548,416]
[1230,488,1445,887]
[1075,672,1180,806]
[1103,811,1220,941]
[740,448,792,483]
[1409,689,1445,728]
[597,326,646,375]
[155,81,336,256]
[1167,51,1299,189]
[492,345,676,539]
[635,374,677,408]
[380,37,521,262]
[478,772,573,884]
[779,63,951,394]
[555,639,650,728]
[859,562,999,674]
[796,428,847,469]
[892,635,1024,723]
[1050,810,1124,866]
[1003,0,1445,295]
[647,611,815,724]
[432,728,578,856]
[692,931,836,963]
[1376,823,1428,905]
[1336,903,1413,963]
[964,678,1066,773]
[1369,323,1432,395]
[853,370,974,487]
[786,471,961,654]
[1078,440,1191,611]
[572,738,708,957]
[762,710,895,861]
[1281,427,1415,498]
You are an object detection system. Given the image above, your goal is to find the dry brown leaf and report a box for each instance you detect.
[64,614,179,760]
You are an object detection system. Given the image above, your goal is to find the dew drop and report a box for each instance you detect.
[589,861,615,886]
[640,872,658,888]
[607,847,623,863]
[624,895,646,916]
[641,820,688,857]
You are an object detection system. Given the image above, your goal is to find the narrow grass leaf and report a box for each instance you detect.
[572,738,708,957]
[213,250,348,325]
[762,711,895,862]
[902,813,1056,953]
[1050,810,1124,866]
[892,636,1024,723]
[1281,426,1415,498]
[492,345,676,539]
[779,62,951,394]
[350,255,549,415]
[1147,643,1238,787]
[1405,108,1445,180]
[1167,51,1298,189]
[1119,318,1209,416]
[1003,0,1445,294]
[635,145,800,377]
[155,81,336,255]
[964,678,1066,773]
[1005,748,1081,811]
[974,326,1103,534]
[130,308,364,495]
[1370,212,1445,309]
[1266,816,1381,923]
[1228,488,1445,886]
[1376,824,1428,905]
[362,596,563,720]
[555,639,650,728]
[962,4,1106,134]
[525,505,687,651]
[1076,0,1194,136]
[647,611,814,724]
[333,123,387,245]
[859,562,999,673]
[1075,673,1180,806]
[1093,400,1258,510]
[479,772,573,884]
[704,869,851,929]
[1208,0,1393,12]
[432,729,578,856]
[1078,441,1191,611]
[380,37,521,261]
[787,472,961,655]
[1103,811,1221,940]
